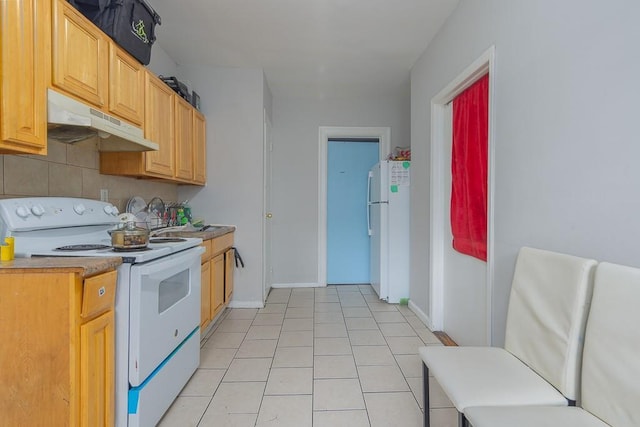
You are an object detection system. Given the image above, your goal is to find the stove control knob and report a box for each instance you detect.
[111,205,119,215]
[73,203,86,215]
[16,206,30,218]
[103,205,114,215]
[30,205,45,217]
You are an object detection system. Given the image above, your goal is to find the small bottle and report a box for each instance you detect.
[4,237,14,260]
[177,208,188,225]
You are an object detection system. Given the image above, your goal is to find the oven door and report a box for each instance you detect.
[128,246,203,386]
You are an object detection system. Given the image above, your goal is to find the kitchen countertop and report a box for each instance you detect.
[164,225,235,241]
[0,257,122,277]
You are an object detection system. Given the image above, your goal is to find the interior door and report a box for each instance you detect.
[263,110,273,301]
[327,141,379,284]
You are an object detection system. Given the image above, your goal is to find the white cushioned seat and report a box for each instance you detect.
[420,247,597,426]
[419,346,568,408]
[465,406,608,427]
[464,262,640,427]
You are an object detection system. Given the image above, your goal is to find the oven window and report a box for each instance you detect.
[158,270,190,313]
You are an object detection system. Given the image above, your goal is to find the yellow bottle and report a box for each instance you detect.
[0,245,11,261]
[4,236,14,260]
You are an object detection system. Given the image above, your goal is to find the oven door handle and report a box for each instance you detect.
[133,246,205,277]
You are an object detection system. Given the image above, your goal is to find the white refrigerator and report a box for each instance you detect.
[367,160,410,303]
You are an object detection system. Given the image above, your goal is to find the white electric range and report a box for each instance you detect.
[0,197,204,427]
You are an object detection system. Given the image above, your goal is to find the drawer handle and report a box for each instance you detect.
[98,286,106,297]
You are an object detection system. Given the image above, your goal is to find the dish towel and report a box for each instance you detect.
[450,74,488,261]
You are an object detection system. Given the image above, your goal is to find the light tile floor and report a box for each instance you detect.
[159,285,456,427]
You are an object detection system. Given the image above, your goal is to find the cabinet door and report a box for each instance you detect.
[192,110,207,184]
[211,253,225,319]
[0,0,48,154]
[109,44,144,126]
[174,96,194,181]
[225,248,235,302]
[200,260,211,330]
[80,310,114,427]
[52,0,108,107]
[144,72,175,177]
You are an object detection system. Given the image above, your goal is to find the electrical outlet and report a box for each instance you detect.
[100,189,109,202]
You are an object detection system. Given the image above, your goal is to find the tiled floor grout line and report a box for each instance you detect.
[160,285,442,426]
[194,307,234,427]
[343,287,373,427]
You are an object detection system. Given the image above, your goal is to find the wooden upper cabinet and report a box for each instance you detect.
[0,0,49,154]
[174,96,194,181]
[109,44,144,126]
[144,72,176,177]
[193,110,207,184]
[52,0,108,107]
[100,72,207,185]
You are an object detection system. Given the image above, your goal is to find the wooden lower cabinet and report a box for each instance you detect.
[199,232,235,332]
[225,248,235,302]
[0,269,116,426]
[200,259,212,330]
[80,310,115,426]
[211,252,225,319]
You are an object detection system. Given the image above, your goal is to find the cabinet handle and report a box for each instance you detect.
[98,286,106,297]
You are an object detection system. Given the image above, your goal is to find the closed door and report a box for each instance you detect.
[327,140,379,284]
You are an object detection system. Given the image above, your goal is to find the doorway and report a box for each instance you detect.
[429,47,495,345]
[318,127,390,286]
[327,139,379,284]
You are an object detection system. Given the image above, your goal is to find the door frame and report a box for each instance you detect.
[429,46,495,345]
[318,126,390,287]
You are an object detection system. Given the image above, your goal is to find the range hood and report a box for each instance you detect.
[47,89,159,152]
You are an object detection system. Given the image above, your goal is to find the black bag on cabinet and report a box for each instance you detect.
[67,0,161,65]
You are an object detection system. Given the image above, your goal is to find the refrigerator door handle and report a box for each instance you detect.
[367,171,373,236]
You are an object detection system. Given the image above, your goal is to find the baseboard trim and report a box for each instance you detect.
[227,300,264,309]
[270,282,322,288]
[433,331,458,346]
[407,300,457,346]
[408,300,434,330]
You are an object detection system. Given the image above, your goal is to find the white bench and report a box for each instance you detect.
[465,261,640,426]
[419,247,597,427]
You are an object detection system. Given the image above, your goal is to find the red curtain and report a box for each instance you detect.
[450,74,488,261]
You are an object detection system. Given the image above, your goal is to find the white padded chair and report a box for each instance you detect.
[419,247,597,427]
[465,261,640,427]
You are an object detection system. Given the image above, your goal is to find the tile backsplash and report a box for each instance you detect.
[0,136,179,211]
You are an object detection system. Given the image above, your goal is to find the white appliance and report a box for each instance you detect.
[367,161,410,303]
[47,89,159,152]
[0,197,204,427]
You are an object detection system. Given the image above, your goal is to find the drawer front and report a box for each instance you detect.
[211,233,234,256]
[201,240,212,263]
[82,270,117,318]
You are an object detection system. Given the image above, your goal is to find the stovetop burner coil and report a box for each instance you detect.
[55,244,112,251]
[149,238,187,243]
[111,247,152,252]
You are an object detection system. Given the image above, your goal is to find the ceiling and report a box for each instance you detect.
[148,0,459,98]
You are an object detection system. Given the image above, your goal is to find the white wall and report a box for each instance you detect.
[147,45,178,78]
[178,67,266,307]
[270,89,410,286]
[410,0,640,345]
